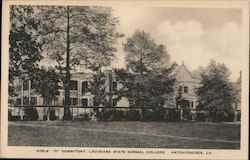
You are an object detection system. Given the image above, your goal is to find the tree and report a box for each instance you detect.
[124,30,169,75]
[31,67,61,120]
[115,66,176,120]
[196,60,236,122]
[89,70,109,108]
[31,67,61,105]
[116,31,174,120]
[37,6,123,119]
[123,30,171,106]
[234,71,241,104]
[142,68,176,108]
[191,66,205,79]
[9,5,43,96]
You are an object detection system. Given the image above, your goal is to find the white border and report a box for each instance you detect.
[1,0,249,159]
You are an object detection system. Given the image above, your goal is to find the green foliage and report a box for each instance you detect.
[197,60,236,121]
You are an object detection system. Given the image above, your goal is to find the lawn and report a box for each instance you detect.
[8,121,240,149]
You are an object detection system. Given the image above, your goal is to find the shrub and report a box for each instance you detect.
[127,109,141,121]
[142,108,167,122]
[111,110,127,121]
[196,111,208,121]
[24,107,39,121]
[8,109,13,121]
[98,109,141,121]
[217,110,235,122]
[98,109,112,121]
[49,109,57,120]
[143,109,155,121]
[153,108,168,122]
[77,113,90,121]
[207,108,235,122]
[236,112,241,121]
[167,109,181,122]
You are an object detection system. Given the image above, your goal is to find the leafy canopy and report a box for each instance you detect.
[38,6,123,72]
[31,67,61,104]
[115,30,175,109]
[124,30,169,74]
[197,60,236,112]
[9,5,43,82]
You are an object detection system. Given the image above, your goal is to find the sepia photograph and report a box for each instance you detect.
[1,0,249,159]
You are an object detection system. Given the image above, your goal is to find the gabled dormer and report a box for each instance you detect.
[174,62,201,83]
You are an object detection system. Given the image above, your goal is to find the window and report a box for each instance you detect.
[23,81,29,91]
[112,82,117,92]
[178,86,182,93]
[82,81,88,94]
[81,98,88,106]
[191,101,194,108]
[23,97,29,105]
[184,86,189,93]
[31,97,37,105]
[70,98,77,105]
[112,98,117,107]
[70,80,78,90]
[16,98,21,105]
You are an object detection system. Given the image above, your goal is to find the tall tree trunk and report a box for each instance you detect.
[64,5,72,120]
[43,98,45,120]
[109,72,113,108]
[139,57,144,121]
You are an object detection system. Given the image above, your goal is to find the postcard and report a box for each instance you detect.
[1,0,249,159]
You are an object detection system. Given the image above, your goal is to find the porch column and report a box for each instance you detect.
[78,80,82,106]
[28,79,31,104]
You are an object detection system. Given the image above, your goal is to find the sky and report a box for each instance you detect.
[111,7,243,81]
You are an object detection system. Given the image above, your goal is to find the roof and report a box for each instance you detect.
[171,63,201,83]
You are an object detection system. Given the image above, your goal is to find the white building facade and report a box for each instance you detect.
[9,64,202,120]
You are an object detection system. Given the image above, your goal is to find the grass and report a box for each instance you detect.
[8,121,240,149]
